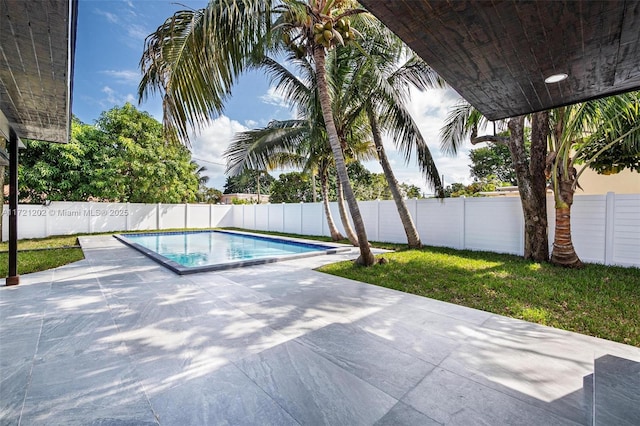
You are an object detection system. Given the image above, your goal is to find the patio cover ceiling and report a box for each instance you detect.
[0,0,77,143]
[360,0,640,121]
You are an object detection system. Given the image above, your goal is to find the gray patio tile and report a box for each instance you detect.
[0,296,46,323]
[253,282,405,324]
[206,283,273,307]
[239,303,333,339]
[21,353,154,425]
[403,367,580,425]
[231,269,361,298]
[352,304,465,366]
[235,340,397,425]
[0,321,41,372]
[298,323,436,399]
[36,324,126,364]
[149,362,299,426]
[400,293,494,325]
[39,311,115,340]
[43,290,109,316]
[0,361,32,425]
[185,272,238,287]
[436,314,640,424]
[374,401,442,425]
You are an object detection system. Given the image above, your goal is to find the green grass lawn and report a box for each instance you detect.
[317,246,640,347]
[0,235,84,277]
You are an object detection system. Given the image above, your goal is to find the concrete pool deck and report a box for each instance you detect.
[1,235,639,425]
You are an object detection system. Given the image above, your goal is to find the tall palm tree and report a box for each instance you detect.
[139,0,376,265]
[351,26,444,248]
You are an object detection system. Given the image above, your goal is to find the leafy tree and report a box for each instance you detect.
[269,172,315,203]
[19,105,199,203]
[139,0,377,265]
[95,104,199,203]
[223,169,275,196]
[443,176,504,197]
[19,117,116,203]
[197,186,223,204]
[469,143,519,185]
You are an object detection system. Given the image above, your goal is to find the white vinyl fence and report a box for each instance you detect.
[3,193,639,267]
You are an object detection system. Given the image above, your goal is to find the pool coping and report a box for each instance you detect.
[113,229,352,275]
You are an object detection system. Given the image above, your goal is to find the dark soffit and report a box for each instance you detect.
[0,0,77,143]
[360,0,640,120]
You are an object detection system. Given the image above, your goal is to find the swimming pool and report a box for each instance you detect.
[114,230,349,274]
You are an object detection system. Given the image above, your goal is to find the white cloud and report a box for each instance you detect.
[260,86,291,108]
[101,69,140,84]
[95,9,118,24]
[189,116,249,189]
[127,24,149,41]
[100,86,136,108]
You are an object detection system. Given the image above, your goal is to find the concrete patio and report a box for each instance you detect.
[1,235,639,425]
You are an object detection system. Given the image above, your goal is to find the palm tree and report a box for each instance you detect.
[351,26,444,248]
[547,93,640,267]
[139,0,376,265]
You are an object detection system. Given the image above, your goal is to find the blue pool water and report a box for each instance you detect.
[115,230,344,274]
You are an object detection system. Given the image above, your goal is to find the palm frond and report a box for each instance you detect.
[224,119,309,175]
[139,0,273,145]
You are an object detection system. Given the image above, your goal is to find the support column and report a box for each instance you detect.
[6,127,19,286]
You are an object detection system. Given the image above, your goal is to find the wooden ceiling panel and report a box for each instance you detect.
[361,0,640,120]
[0,0,76,143]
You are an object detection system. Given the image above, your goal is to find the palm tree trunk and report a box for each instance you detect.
[367,106,421,248]
[551,205,583,268]
[320,168,344,241]
[336,178,359,246]
[550,168,583,268]
[314,46,374,266]
[311,172,317,203]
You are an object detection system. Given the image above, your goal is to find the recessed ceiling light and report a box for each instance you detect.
[545,73,568,84]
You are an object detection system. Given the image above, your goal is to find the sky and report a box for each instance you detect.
[73,0,476,195]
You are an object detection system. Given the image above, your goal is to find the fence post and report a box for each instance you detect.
[282,202,286,232]
[300,202,304,235]
[88,201,94,234]
[460,197,466,250]
[604,192,615,265]
[185,203,189,229]
[376,199,381,242]
[209,204,213,228]
[44,203,50,238]
[157,203,161,230]
[126,202,131,231]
